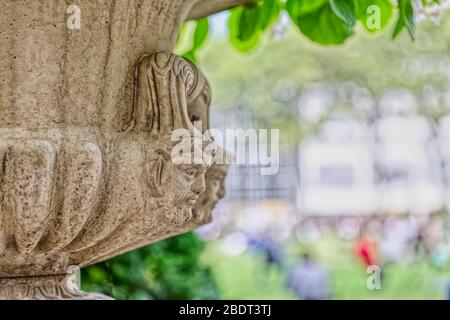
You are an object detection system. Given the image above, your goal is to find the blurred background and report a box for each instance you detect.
[82,9,450,300]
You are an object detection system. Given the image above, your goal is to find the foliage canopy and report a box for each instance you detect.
[180,0,443,60]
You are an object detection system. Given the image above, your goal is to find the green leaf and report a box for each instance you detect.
[286,0,327,19]
[183,50,197,63]
[293,3,354,45]
[392,12,406,38]
[229,6,261,52]
[176,19,208,62]
[401,0,415,39]
[238,3,261,41]
[175,21,196,55]
[392,0,415,40]
[230,29,261,52]
[354,0,393,33]
[193,18,209,50]
[329,0,356,28]
[259,0,281,30]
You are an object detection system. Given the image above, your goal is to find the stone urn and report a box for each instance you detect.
[0,0,236,300]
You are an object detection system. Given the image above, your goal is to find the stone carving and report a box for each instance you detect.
[0,52,227,299]
[0,267,111,300]
[192,163,230,225]
[90,60,232,263]
[69,53,216,267]
[186,79,231,225]
[0,133,104,279]
[0,0,240,301]
[185,71,230,226]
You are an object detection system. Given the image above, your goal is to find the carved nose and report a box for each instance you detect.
[192,174,206,195]
[217,187,225,200]
[217,181,226,199]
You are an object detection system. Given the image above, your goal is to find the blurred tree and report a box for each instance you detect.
[194,9,450,145]
[82,233,219,300]
[178,0,448,61]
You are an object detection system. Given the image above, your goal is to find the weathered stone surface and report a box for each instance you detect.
[0,1,231,299]
[0,267,111,300]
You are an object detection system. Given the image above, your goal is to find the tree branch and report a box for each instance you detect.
[187,0,254,20]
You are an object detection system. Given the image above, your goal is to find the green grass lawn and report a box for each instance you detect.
[201,236,450,300]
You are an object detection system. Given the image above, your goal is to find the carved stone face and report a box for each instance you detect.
[162,162,209,224]
[73,52,218,261]
[188,89,211,133]
[192,164,229,223]
[144,136,212,225]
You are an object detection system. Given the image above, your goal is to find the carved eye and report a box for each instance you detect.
[190,115,200,123]
[186,169,196,177]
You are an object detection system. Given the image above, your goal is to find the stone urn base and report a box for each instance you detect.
[0,267,112,300]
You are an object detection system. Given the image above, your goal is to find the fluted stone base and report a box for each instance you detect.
[0,267,112,300]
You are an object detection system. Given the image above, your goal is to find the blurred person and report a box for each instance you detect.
[414,228,429,257]
[248,234,283,269]
[416,215,449,267]
[287,253,330,300]
[355,232,380,269]
[447,279,450,300]
[381,217,417,264]
[409,215,450,268]
[430,243,450,268]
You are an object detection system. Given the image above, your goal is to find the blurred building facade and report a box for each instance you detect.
[297,115,448,217]
[211,109,297,204]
